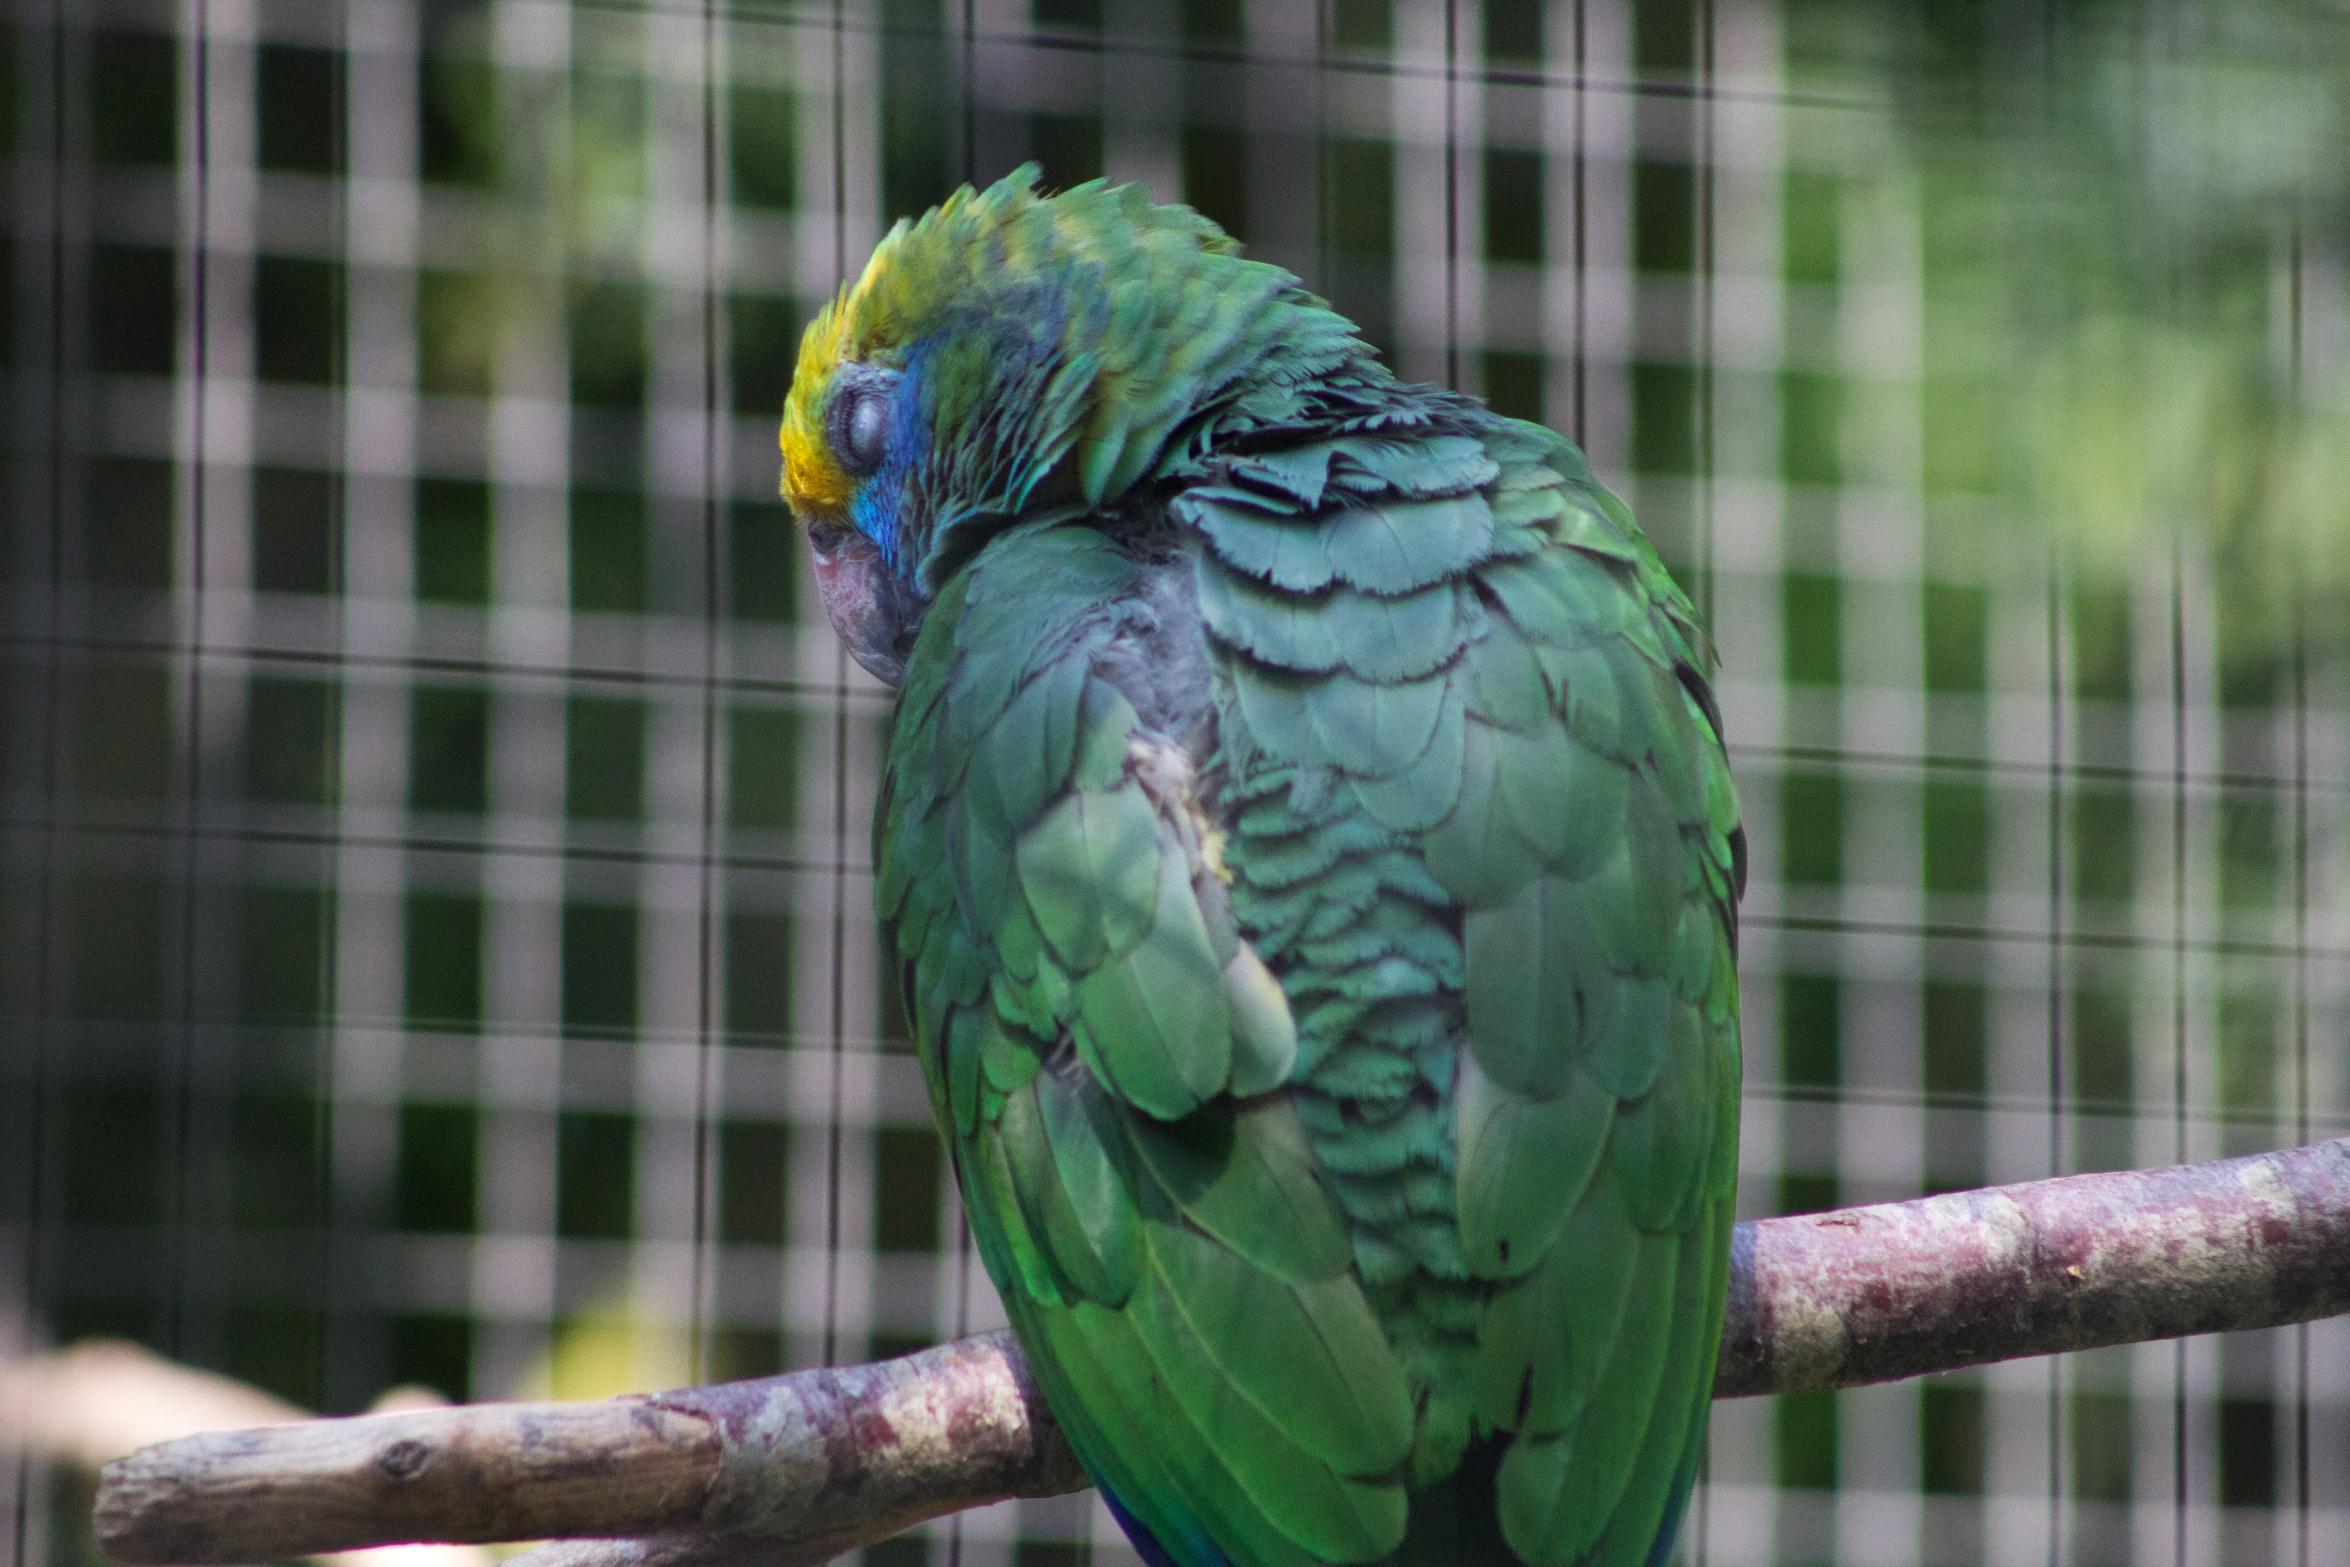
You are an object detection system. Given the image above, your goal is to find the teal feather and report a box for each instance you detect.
[1014,783,1161,971]
[1324,493,1496,594]
[1071,678,1140,789]
[1126,1252,1412,1560]
[1072,925,1227,1120]
[1579,976,1672,1102]
[1490,722,1627,879]
[1327,433,1501,497]
[1350,677,1467,831]
[1126,1098,1353,1281]
[1607,1003,1713,1234]
[949,799,1017,940]
[1463,612,1553,732]
[1303,672,1447,778]
[1494,1223,1681,1565]
[1000,1075,1122,1302]
[1025,1069,1144,1302]
[1223,946,1302,1094]
[1324,585,1467,683]
[1542,641,1628,759]
[1197,564,1347,672]
[1184,494,1342,591]
[1453,1045,1610,1279]
[978,1005,1045,1094]
[1462,875,1605,1099]
[1144,1218,1415,1476]
[1225,446,1337,507]
[1482,550,1641,649]
[1420,719,1540,905]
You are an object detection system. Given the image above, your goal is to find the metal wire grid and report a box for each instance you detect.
[3,3,2346,1566]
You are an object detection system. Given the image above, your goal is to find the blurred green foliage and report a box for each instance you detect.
[1792,0,2350,679]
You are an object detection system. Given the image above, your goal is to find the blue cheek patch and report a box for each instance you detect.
[849,481,898,565]
[850,364,928,569]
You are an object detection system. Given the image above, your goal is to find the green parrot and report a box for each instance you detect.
[779,167,1742,1567]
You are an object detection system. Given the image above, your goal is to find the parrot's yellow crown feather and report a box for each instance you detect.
[779,165,1325,534]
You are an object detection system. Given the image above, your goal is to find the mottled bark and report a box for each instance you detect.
[96,1139,2350,1567]
[1716,1135,2350,1394]
[95,1333,1082,1567]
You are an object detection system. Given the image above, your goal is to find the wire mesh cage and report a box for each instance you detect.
[3,2,2348,1566]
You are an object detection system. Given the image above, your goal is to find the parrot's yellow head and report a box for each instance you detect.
[775,166,1369,685]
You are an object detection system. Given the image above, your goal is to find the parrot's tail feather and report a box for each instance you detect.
[1100,1486,1233,1567]
[1636,1421,1710,1567]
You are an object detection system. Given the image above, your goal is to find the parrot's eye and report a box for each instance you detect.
[827,366,899,478]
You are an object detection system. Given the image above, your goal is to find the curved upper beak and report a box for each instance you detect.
[807,528,910,688]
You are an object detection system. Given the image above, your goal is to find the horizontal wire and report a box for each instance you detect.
[0,629,891,708]
[0,810,874,879]
[1751,910,2349,966]
[3,633,2333,791]
[0,1035,2330,1137]
[1738,740,2350,798]
[7,0,1884,113]
[566,0,1888,116]
[3,806,2341,968]
[1750,1079,2350,1133]
[4,1007,2332,1136]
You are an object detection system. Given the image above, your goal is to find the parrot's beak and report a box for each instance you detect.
[806,525,909,688]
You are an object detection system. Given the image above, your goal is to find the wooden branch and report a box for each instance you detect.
[96,1332,1084,1567]
[96,1138,2350,1567]
[1714,1134,2350,1394]
[0,1335,494,1567]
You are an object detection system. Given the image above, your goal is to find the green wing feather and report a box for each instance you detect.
[879,522,1419,1567]
[881,407,1740,1567]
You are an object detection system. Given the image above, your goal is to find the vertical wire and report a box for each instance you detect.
[2288,595,2311,1567]
[961,0,976,186]
[2044,518,2066,1567]
[2034,22,2069,1561]
[2284,210,2310,1567]
[687,0,725,1390]
[1298,0,1323,302]
[1689,8,1717,1562]
[309,10,354,1411]
[2036,0,2067,1188]
[1441,0,1458,392]
[1568,0,1585,445]
[947,1186,972,1567]
[166,0,214,1365]
[1313,0,1328,289]
[2155,20,2189,1564]
[1693,0,1716,634]
[9,8,72,1559]
[820,0,849,1376]
[946,1119,972,1567]
[2169,520,2189,1567]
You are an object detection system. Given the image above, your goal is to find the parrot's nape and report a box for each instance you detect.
[778,167,1743,1567]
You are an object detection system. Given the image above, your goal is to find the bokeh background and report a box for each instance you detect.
[4,1,2348,1564]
